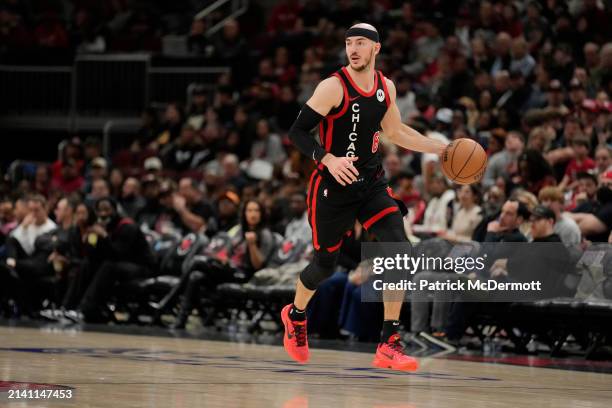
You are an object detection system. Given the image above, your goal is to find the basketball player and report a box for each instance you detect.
[282,23,448,371]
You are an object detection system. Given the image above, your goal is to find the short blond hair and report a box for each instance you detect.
[538,186,564,204]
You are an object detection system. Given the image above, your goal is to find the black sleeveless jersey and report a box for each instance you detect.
[316,67,391,181]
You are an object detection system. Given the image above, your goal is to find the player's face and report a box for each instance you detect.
[345,37,377,72]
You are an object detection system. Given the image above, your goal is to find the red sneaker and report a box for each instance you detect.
[281,304,309,363]
[372,334,419,371]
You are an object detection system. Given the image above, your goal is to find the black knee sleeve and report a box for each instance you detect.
[299,250,339,290]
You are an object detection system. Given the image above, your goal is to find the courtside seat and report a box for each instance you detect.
[112,275,182,322]
[117,276,181,298]
[217,283,295,302]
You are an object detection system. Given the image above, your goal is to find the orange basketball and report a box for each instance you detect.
[441,138,487,185]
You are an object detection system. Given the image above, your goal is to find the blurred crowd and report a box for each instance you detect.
[1,0,612,345]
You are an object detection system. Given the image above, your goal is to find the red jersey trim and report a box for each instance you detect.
[310,175,322,250]
[329,73,349,119]
[341,67,378,97]
[379,71,390,108]
[306,169,317,209]
[327,239,343,253]
[362,206,399,230]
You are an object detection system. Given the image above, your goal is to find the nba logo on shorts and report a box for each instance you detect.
[372,131,380,153]
[376,89,385,102]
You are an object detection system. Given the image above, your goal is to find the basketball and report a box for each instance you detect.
[441,138,488,185]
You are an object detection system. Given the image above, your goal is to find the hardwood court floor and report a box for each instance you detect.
[0,326,611,408]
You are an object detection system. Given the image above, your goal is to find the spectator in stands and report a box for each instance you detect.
[135,176,162,231]
[484,199,529,243]
[12,197,28,225]
[139,179,183,238]
[275,85,300,132]
[545,79,569,114]
[568,78,588,112]
[514,149,557,195]
[175,178,215,234]
[267,0,300,34]
[3,195,56,314]
[0,6,32,50]
[83,137,103,165]
[213,19,246,62]
[86,178,111,206]
[422,172,455,232]
[133,108,161,148]
[496,205,573,300]
[143,157,163,177]
[527,126,555,154]
[36,197,80,310]
[251,118,286,165]
[78,197,156,323]
[155,102,184,148]
[420,118,450,189]
[404,20,443,76]
[53,202,96,314]
[171,199,275,329]
[33,165,50,198]
[53,197,76,232]
[538,187,581,246]
[491,32,513,76]
[34,11,68,49]
[594,145,612,175]
[0,198,17,248]
[510,37,535,78]
[51,158,85,194]
[483,131,524,188]
[283,192,310,243]
[274,47,297,85]
[110,169,125,200]
[84,157,108,194]
[573,171,599,212]
[559,136,595,190]
[383,153,402,181]
[220,154,248,193]
[215,85,237,126]
[7,195,56,267]
[186,84,208,130]
[70,7,106,54]
[441,185,483,242]
[119,177,145,220]
[392,171,425,225]
[215,191,240,233]
[161,124,208,173]
[570,170,612,242]
[187,18,213,57]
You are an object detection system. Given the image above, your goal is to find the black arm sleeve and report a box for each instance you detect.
[288,104,327,162]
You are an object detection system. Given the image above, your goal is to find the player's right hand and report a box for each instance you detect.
[322,154,359,186]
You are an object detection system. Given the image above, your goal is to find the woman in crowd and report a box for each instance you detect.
[171,199,275,329]
[441,185,483,242]
[58,202,96,312]
[513,149,557,195]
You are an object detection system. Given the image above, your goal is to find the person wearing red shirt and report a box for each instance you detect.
[267,0,301,34]
[560,136,596,191]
